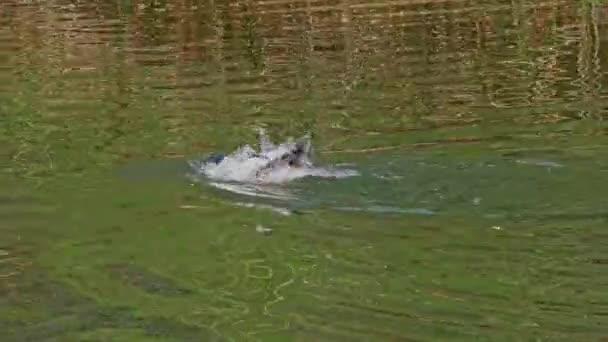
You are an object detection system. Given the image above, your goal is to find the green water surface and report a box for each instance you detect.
[1,0,607,341]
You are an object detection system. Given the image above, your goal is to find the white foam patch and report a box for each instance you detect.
[235,202,292,216]
[208,182,296,200]
[190,129,359,185]
[515,159,564,168]
[335,206,435,215]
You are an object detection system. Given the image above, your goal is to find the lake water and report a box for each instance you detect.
[1,0,607,340]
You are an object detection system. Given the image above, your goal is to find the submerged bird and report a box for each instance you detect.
[203,129,313,173]
[189,128,358,185]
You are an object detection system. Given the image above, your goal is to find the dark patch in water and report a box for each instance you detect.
[2,271,221,341]
[0,195,46,206]
[108,263,194,296]
[141,316,225,341]
[5,305,223,342]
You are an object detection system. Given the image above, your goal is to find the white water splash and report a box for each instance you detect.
[208,182,297,200]
[515,159,564,168]
[189,129,359,185]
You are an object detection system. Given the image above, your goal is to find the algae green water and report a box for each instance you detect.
[1,0,607,341]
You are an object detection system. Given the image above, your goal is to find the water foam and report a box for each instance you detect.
[189,129,359,185]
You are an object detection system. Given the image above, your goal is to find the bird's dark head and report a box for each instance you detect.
[281,139,312,167]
